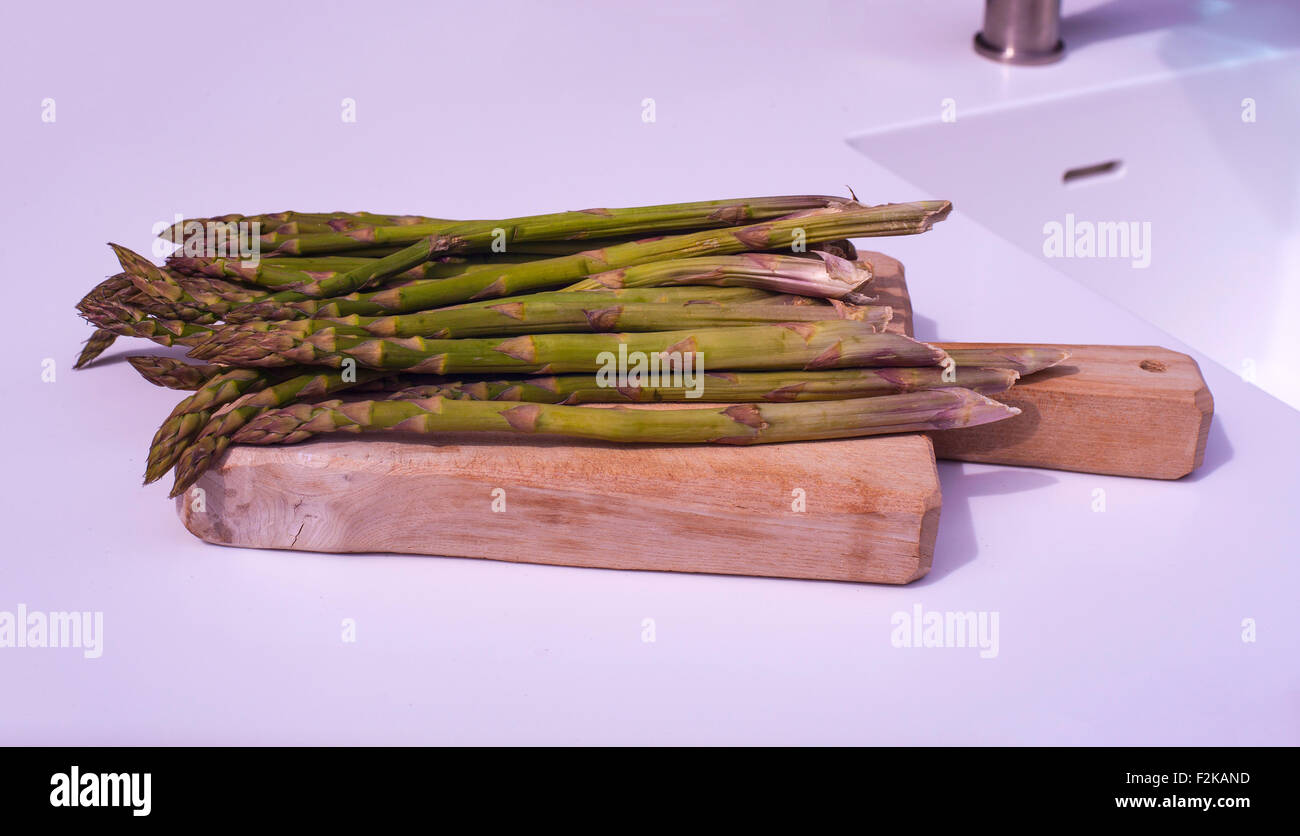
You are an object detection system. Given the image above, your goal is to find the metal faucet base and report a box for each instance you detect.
[973,31,1065,65]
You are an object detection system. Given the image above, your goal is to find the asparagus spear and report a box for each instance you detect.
[188,293,893,364]
[77,266,252,327]
[275,236,858,260]
[133,237,453,316]
[78,299,215,348]
[109,244,268,321]
[188,321,946,373]
[166,365,1016,495]
[166,254,473,286]
[78,272,135,306]
[197,236,460,314]
[548,366,1015,402]
[74,329,119,369]
[158,211,444,247]
[228,388,1018,448]
[169,197,852,273]
[255,194,855,256]
[77,272,196,324]
[186,287,796,354]
[163,208,690,250]
[233,200,950,319]
[144,368,288,483]
[76,271,219,345]
[366,366,1019,404]
[310,291,888,340]
[938,345,1072,375]
[127,356,226,390]
[169,240,857,287]
[167,369,403,496]
[557,252,873,301]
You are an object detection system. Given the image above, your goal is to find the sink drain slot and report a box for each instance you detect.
[1063,160,1124,185]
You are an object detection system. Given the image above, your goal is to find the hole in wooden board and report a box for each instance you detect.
[1139,359,1168,373]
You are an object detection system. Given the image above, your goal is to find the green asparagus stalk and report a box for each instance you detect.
[188,321,946,373]
[321,289,884,338]
[370,366,1020,404]
[76,269,219,344]
[78,299,215,348]
[74,328,119,369]
[110,244,268,321]
[167,254,365,282]
[285,236,861,260]
[166,368,399,496]
[248,274,781,322]
[142,236,454,313]
[178,236,458,312]
[265,216,441,236]
[557,252,873,301]
[265,238,858,261]
[253,194,855,256]
[553,365,1017,402]
[167,364,1016,495]
[938,345,1072,375]
[77,271,198,325]
[94,279,230,327]
[97,274,262,328]
[165,254,477,286]
[228,387,1019,447]
[233,200,950,319]
[170,241,853,286]
[328,286,785,332]
[94,289,212,324]
[158,211,442,245]
[111,242,189,301]
[144,368,288,483]
[188,292,893,365]
[127,356,226,390]
[189,287,784,352]
[167,195,858,301]
[78,272,135,306]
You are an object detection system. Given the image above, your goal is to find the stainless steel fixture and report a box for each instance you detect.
[974,0,1065,65]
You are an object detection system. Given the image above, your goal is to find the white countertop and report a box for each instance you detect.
[1,0,1295,744]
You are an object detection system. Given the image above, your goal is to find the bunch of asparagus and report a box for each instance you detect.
[75,194,1068,497]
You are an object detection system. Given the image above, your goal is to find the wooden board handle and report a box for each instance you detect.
[929,343,1212,479]
[862,251,1214,479]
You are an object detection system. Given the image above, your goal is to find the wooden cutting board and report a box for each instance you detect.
[177,433,941,584]
[176,252,1213,582]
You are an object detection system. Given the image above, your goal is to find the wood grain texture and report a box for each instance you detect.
[177,433,942,584]
[861,250,1214,479]
[927,344,1212,478]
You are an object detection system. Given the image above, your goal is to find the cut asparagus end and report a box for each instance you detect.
[944,346,1072,376]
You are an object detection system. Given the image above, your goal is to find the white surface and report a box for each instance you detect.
[0,0,1296,744]
[851,49,1300,409]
